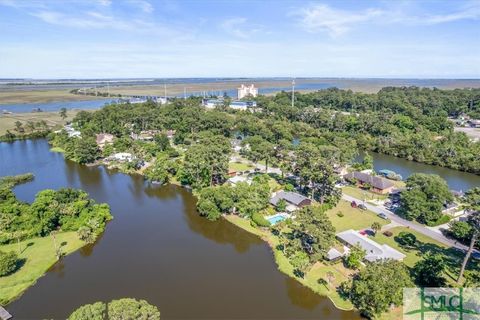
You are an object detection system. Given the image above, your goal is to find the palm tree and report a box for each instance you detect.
[371,222,382,235]
[457,187,480,283]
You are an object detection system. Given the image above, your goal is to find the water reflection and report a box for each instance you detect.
[2,139,359,319]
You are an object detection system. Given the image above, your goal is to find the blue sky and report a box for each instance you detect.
[0,0,479,78]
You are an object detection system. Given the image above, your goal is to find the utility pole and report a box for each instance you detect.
[291,78,295,108]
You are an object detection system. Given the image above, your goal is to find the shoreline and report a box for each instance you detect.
[1,232,87,306]
[222,215,354,311]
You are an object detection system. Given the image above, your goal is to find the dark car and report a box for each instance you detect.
[358,204,367,210]
[351,201,357,208]
[378,213,388,220]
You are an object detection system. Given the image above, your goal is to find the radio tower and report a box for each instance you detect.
[291,78,295,108]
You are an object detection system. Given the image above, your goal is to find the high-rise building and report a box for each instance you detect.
[237,84,258,99]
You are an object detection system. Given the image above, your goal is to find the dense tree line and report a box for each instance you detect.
[0,175,112,244]
[68,298,160,320]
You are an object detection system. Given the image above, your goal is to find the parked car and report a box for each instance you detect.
[358,204,367,210]
[351,201,357,208]
[378,213,388,220]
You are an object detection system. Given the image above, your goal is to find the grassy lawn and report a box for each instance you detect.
[0,90,101,104]
[327,200,390,232]
[0,232,85,305]
[224,215,354,310]
[0,110,80,135]
[342,186,388,202]
[370,226,472,285]
[228,161,254,172]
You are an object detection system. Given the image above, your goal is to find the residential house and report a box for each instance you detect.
[336,229,406,262]
[269,191,312,212]
[96,133,114,149]
[108,152,133,162]
[344,171,395,194]
[229,100,257,111]
[130,130,161,141]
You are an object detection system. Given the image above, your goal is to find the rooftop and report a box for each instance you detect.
[270,191,311,207]
[345,171,394,190]
[337,229,406,262]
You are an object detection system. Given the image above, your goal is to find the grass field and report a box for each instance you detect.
[228,161,254,172]
[0,232,85,305]
[0,90,101,104]
[370,226,476,287]
[327,200,390,232]
[0,110,80,135]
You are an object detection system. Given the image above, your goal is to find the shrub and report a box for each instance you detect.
[337,211,344,217]
[0,251,18,276]
[427,214,451,227]
[284,183,295,192]
[251,212,271,227]
[383,231,393,237]
[68,301,106,320]
[396,231,417,248]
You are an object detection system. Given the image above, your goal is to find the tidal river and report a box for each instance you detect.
[0,139,359,319]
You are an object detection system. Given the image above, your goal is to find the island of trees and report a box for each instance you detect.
[0,173,113,305]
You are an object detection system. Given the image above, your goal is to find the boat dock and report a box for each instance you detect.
[0,306,12,320]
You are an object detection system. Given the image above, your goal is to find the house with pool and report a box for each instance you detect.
[269,191,312,213]
[266,191,312,225]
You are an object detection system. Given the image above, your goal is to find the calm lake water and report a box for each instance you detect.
[0,99,115,113]
[0,139,358,320]
[368,152,480,191]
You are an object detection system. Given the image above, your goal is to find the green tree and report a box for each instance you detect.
[457,188,480,283]
[108,298,160,320]
[60,107,68,120]
[0,250,18,276]
[154,134,170,152]
[413,253,446,287]
[289,250,310,271]
[371,222,381,235]
[344,244,366,269]
[400,174,453,225]
[68,301,106,320]
[68,298,160,320]
[276,199,287,212]
[292,205,336,261]
[14,121,23,132]
[349,260,414,319]
[449,220,472,242]
[75,137,100,164]
[396,231,417,248]
[197,198,221,221]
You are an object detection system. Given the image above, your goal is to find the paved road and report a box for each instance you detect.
[342,194,470,252]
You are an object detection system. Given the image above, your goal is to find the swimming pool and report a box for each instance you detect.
[266,213,288,225]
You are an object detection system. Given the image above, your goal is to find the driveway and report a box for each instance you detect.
[342,194,470,252]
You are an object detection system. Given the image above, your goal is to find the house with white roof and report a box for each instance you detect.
[336,229,406,262]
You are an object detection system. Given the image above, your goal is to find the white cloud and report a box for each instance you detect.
[127,0,153,13]
[293,2,480,37]
[221,17,249,38]
[293,4,383,37]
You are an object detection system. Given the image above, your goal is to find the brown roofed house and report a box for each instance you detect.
[96,133,114,149]
[344,171,394,194]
